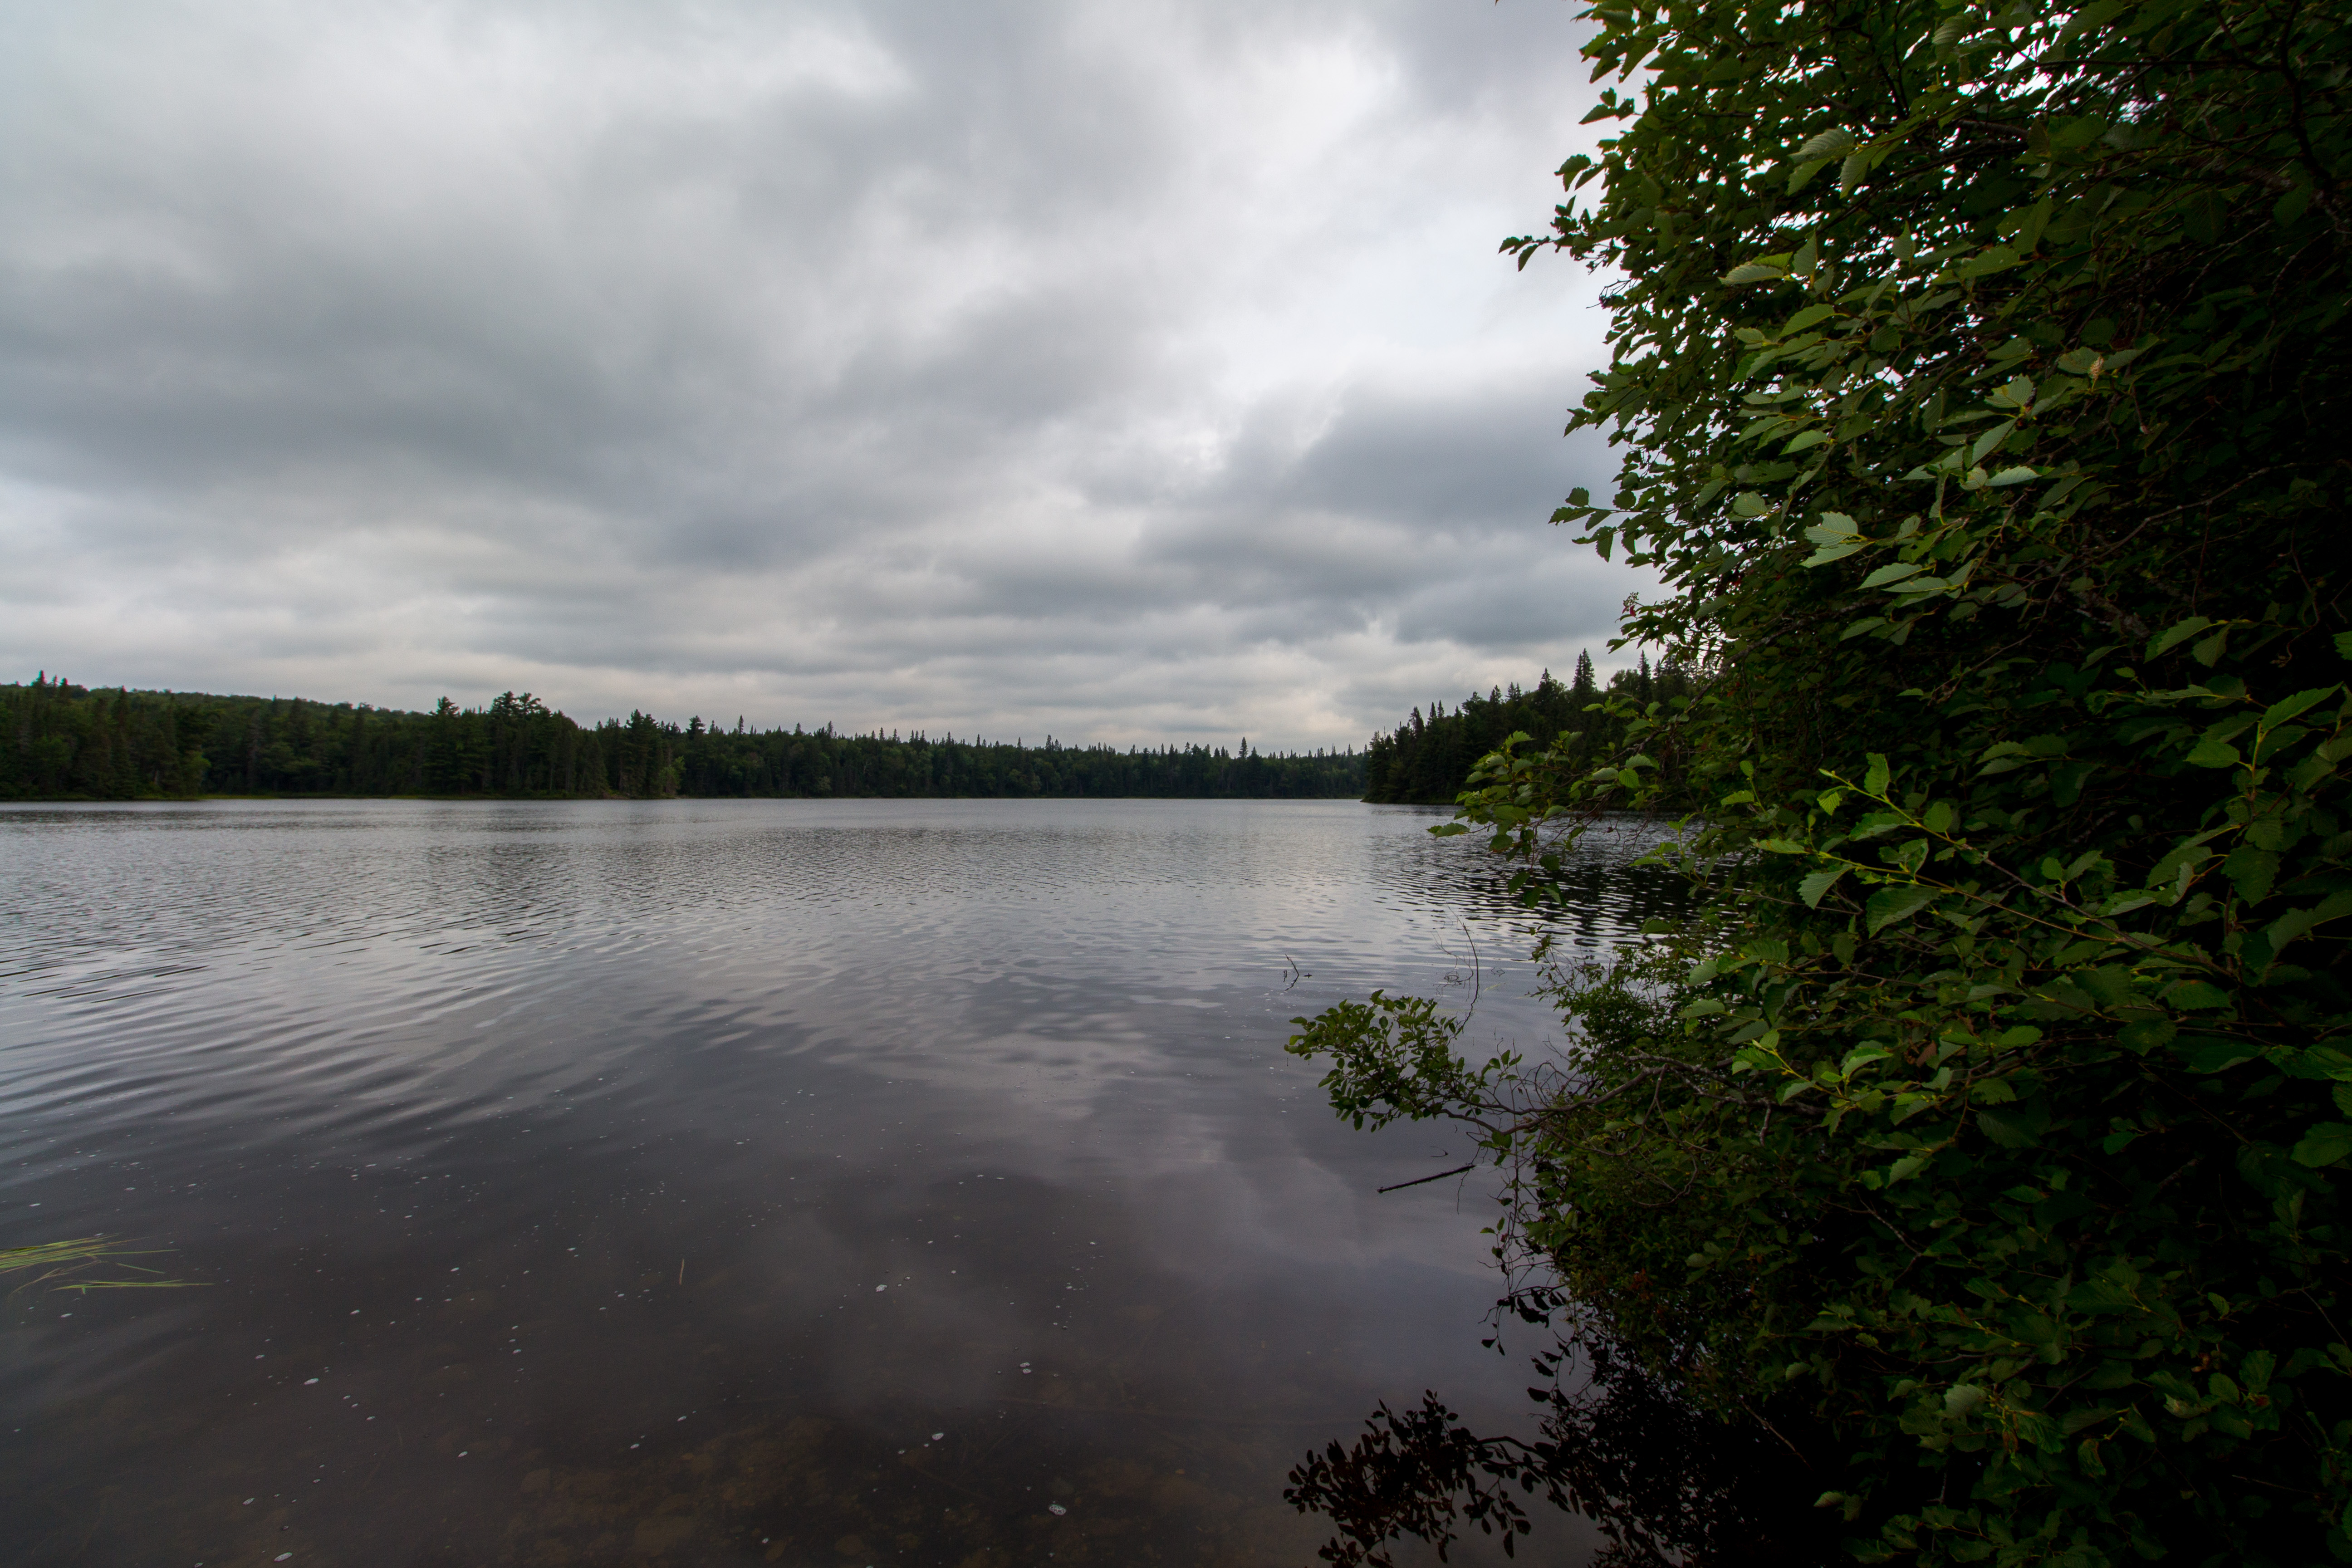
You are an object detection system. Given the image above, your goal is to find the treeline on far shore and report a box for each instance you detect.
[0,676,1365,801]
[1362,651,1700,804]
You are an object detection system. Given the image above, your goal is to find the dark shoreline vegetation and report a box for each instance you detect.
[0,677,1365,801]
[1289,3,2352,1567]
[1362,651,1701,804]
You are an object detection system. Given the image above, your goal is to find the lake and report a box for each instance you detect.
[0,799,1674,1566]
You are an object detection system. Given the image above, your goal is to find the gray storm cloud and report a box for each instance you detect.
[0,0,1647,749]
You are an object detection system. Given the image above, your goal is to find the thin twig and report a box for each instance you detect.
[1378,1163,1478,1194]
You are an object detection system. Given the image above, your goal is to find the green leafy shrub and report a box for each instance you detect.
[1290,1,2352,1562]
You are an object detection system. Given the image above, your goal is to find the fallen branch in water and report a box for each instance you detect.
[1377,1163,1475,1194]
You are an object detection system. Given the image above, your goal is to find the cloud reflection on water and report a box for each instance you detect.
[0,799,1669,1563]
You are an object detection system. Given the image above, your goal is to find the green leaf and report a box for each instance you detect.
[2184,738,2242,768]
[1796,127,1855,161]
[2165,981,2231,1010]
[1724,262,1787,285]
[1954,245,2021,279]
[1799,867,1848,908]
[1970,421,2019,464]
[1861,562,1923,588]
[2174,1038,2254,1074]
[2224,847,2279,905]
[2150,617,2214,658]
[2267,890,2352,955]
[1840,1045,1894,1077]
[1863,753,1891,795]
[2261,687,2341,730]
[1838,150,1870,199]
[1987,466,2038,486]
[1865,884,1938,933]
[2068,1277,2143,1314]
[1977,1099,2050,1149]
[2292,1123,2352,1169]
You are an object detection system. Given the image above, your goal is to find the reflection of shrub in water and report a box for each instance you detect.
[1287,945,1840,1564]
[1288,1309,1834,1566]
[1404,817,1696,948]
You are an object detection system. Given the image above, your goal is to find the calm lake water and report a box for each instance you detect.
[0,799,1674,1567]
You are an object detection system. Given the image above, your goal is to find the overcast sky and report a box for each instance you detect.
[0,0,1642,750]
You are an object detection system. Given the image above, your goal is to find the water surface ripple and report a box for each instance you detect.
[0,799,1674,1567]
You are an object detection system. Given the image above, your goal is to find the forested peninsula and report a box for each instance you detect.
[1362,651,1698,803]
[0,676,1363,801]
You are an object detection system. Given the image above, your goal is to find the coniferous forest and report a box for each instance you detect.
[0,676,1363,801]
[1362,651,1700,804]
